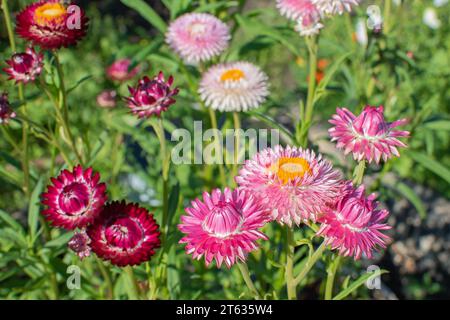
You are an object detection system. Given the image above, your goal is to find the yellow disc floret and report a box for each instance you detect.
[220,69,245,82]
[269,157,311,184]
[34,3,67,26]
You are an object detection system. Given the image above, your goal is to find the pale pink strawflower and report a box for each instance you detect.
[317,182,391,260]
[4,47,43,84]
[178,188,269,268]
[295,19,324,36]
[329,106,409,164]
[276,0,321,24]
[41,165,108,230]
[68,229,91,260]
[166,13,230,64]
[236,145,342,226]
[96,90,117,108]
[199,61,269,112]
[312,0,361,16]
[106,59,139,82]
[126,72,179,118]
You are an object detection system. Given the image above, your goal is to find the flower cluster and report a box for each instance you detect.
[41,166,161,266]
[0,93,16,125]
[276,0,361,36]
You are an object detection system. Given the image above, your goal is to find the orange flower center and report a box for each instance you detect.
[34,3,67,26]
[220,69,245,82]
[269,157,311,184]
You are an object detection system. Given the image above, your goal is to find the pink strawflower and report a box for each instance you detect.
[41,165,108,230]
[317,182,391,260]
[106,59,139,82]
[236,145,342,226]
[329,106,409,164]
[178,188,269,268]
[276,0,321,25]
[4,47,43,84]
[16,0,89,50]
[312,0,361,16]
[96,90,117,108]
[68,229,91,260]
[0,93,16,125]
[166,13,230,64]
[126,72,179,118]
[87,201,161,267]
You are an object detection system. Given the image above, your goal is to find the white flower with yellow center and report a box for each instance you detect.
[199,61,269,112]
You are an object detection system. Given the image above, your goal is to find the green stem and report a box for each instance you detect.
[1,0,16,52]
[53,53,83,165]
[232,112,241,185]
[146,262,158,300]
[124,266,140,300]
[96,258,114,299]
[208,108,227,187]
[325,255,341,300]
[353,160,366,185]
[285,227,297,300]
[293,242,326,287]
[299,36,318,147]
[383,0,392,34]
[237,263,261,300]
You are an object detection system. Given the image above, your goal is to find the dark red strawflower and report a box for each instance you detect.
[87,201,161,267]
[68,229,91,260]
[41,165,107,230]
[0,93,16,125]
[4,47,44,84]
[16,0,89,50]
[126,72,179,118]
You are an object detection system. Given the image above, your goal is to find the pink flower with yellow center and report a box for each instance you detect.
[127,72,179,118]
[178,188,269,268]
[317,182,391,260]
[87,201,161,267]
[4,47,44,84]
[329,106,409,164]
[41,165,107,230]
[16,0,89,50]
[199,61,269,112]
[166,13,230,64]
[236,145,342,226]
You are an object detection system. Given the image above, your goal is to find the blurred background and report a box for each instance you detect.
[0,0,449,299]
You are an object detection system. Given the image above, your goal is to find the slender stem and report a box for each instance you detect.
[237,263,261,300]
[207,108,227,186]
[325,255,341,300]
[96,258,114,299]
[353,160,366,185]
[1,0,16,52]
[53,53,83,165]
[146,262,158,300]
[383,0,392,34]
[49,273,59,300]
[293,242,326,287]
[285,227,297,300]
[124,266,140,300]
[299,36,318,147]
[1,126,20,154]
[232,112,241,185]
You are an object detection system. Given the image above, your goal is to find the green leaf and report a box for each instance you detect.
[0,209,24,233]
[45,232,73,249]
[67,75,92,94]
[407,151,450,184]
[168,182,180,225]
[28,177,44,242]
[333,270,388,300]
[120,0,167,34]
[423,120,450,131]
[246,111,295,145]
[394,182,427,220]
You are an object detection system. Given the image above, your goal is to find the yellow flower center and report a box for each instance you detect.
[220,69,245,82]
[188,22,207,36]
[34,3,67,26]
[269,157,311,184]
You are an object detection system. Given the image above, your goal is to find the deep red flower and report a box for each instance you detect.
[16,0,89,50]
[126,72,179,118]
[41,165,107,230]
[4,47,43,84]
[0,93,16,125]
[87,201,161,267]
